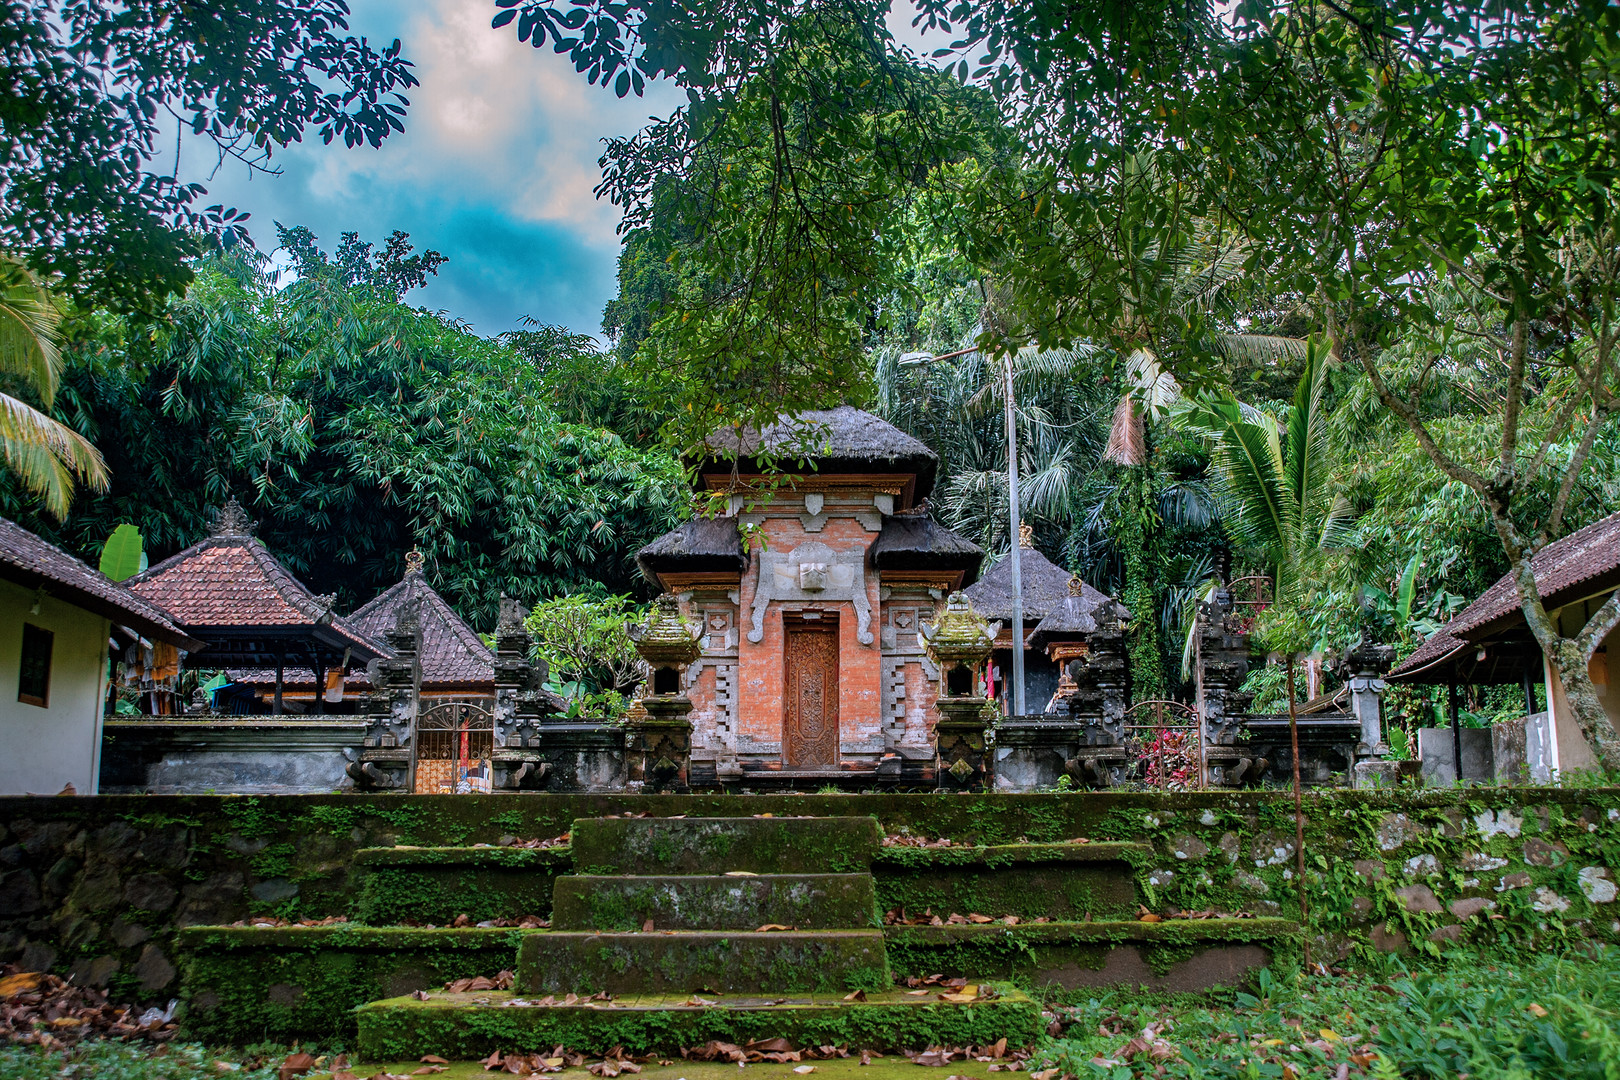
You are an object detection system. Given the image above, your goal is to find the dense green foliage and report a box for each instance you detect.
[524,592,648,717]
[1044,948,1620,1078]
[5,230,684,626]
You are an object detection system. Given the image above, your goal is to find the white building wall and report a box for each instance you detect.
[0,578,110,795]
[1542,615,1620,777]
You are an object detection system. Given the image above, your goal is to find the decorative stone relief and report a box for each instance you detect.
[747,540,873,645]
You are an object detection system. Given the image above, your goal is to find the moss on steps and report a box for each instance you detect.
[551,873,880,931]
[354,987,1041,1058]
[569,816,881,875]
[178,926,526,1043]
[515,929,891,995]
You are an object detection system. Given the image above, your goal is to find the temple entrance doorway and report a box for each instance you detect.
[784,622,839,768]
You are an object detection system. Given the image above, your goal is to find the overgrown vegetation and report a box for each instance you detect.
[1041,948,1620,1079]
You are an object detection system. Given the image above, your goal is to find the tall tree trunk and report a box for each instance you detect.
[1503,541,1620,773]
[1286,654,1309,970]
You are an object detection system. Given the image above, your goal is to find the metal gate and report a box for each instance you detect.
[412,701,494,794]
[1123,699,1203,790]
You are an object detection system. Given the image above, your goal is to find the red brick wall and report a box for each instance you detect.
[735,514,882,765]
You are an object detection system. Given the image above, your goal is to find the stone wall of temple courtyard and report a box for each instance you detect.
[2,789,1617,1011]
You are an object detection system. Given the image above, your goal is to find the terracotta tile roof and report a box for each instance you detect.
[124,500,381,657]
[349,570,494,688]
[0,517,200,649]
[1447,511,1620,639]
[1386,621,1467,682]
[1390,511,1620,681]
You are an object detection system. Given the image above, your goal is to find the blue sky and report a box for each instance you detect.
[183,2,939,338]
[183,0,681,337]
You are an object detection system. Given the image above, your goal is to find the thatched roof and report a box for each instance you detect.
[869,511,983,581]
[1027,581,1127,650]
[699,406,939,500]
[636,517,750,585]
[963,544,1118,624]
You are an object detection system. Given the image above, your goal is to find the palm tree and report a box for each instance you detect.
[1172,339,1345,601]
[0,258,109,518]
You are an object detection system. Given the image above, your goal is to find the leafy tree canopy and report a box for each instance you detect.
[8,230,684,628]
[1,1,416,313]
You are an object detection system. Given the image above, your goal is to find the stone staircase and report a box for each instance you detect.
[352,815,1037,1058]
[177,813,1297,1055]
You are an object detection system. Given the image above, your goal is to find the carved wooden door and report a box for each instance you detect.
[784,626,839,768]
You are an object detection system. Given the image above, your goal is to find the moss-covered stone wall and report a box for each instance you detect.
[3,788,1618,1009]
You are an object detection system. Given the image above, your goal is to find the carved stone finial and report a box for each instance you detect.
[212,498,253,538]
[497,593,527,636]
[1018,522,1034,549]
[626,593,703,668]
[404,549,425,575]
[920,591,999,671]
[1067,573,1086,597]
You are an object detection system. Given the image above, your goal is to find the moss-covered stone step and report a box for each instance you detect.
[177,925,529,1043]
[872,841,1151,868]
[515,929,890,995]
[551,874,879,931]
[884,917,1300,993]
[570,816,881,875]
[352,846,571,925]
[354,986,1041,1058]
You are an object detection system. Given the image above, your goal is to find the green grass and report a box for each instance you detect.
[1038,946,1620,1078]
[0,1041,285,1080]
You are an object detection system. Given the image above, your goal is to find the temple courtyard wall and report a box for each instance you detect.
[3,788,1618,1042]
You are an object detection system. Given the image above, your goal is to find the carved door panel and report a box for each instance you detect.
[784,627,839,767]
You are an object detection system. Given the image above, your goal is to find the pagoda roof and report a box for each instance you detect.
[349,565,494,688]
[698,406,939,501]
[636,517,750,585]
[0,517,201,650]
[964,542,1120,625]
[125,500,384,663]
[1028,575,1127,650]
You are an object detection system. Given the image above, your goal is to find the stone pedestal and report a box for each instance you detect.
[935,698,994,791]
[1353,759,1419,789]
[631,699,694,793]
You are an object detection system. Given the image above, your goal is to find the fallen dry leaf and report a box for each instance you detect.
[843,989,867,1002]
[420,1056,449,1065]
[793,1067,817,1074]
[0,972,42,998]
[279,1051,318,1080]
[756,924,796,932]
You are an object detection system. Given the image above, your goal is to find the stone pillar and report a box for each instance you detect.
[491,594,554,790]
[1339,635,1397,791]
[627,594,704,793]
[349,600,420,790]
[921,591,998,791]
[1194,587,1252,749]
